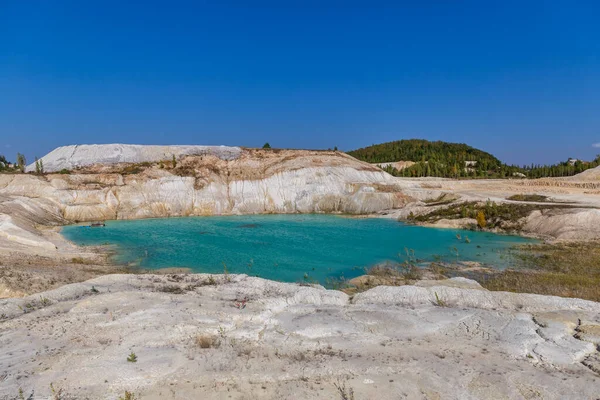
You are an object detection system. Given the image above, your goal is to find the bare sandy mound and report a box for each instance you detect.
[571,165,600,181]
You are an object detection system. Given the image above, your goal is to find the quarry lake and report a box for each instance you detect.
[62,214,535,284]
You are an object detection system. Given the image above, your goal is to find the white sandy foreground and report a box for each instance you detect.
[1,274,599,399]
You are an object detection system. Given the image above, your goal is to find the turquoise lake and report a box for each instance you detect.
[62,215,534,284]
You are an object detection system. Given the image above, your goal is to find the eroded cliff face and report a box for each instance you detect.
[6,149,410,222]
[0,148,411,255]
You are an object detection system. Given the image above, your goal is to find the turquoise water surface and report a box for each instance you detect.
[62,215,534,284]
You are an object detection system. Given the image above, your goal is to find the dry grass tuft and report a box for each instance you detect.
[196,334,220,349]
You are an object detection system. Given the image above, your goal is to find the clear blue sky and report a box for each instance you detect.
[1,1,599,165]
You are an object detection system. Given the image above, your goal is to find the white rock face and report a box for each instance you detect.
[524,208,600,240]
[26,144,242,172]
[0,214,57,251]
[7,148,408,223]
[0,274,599,399]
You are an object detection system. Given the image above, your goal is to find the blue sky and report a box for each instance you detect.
[1,1,599,165]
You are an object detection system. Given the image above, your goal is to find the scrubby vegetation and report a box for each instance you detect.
[0,155,9,170]
[409,200,543,230]
[507,194,550,202]
[348,139,600,179]
[119,162,153,175]
[481,242,600,302]
[0,154,19,172]
[368,248,423,281]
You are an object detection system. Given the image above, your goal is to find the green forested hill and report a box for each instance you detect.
[348,139,501,166]
[347,139,600,179]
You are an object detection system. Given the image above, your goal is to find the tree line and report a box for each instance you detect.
[349,139,600,179]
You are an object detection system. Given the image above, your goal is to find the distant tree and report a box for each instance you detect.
[334,146,338,151]
[172,154,177,168]
[40,159,44,174]
[262,143,271,149]
[17,153,26,173]
[476,210,486,229]
[35,157,41,174]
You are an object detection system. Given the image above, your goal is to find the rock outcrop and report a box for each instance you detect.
[0,274,598,399]
[524,208,600,240]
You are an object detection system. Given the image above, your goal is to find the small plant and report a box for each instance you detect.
[39,297,51,306]
[464,236,471,244]
[333,379,355,400]
[17,388,34,400]
[207,275,216,285]
[450,246,460,263]
[217,326,226,338]
[434,291,447,307]
[172,154,177,168]
[91,286,99,293]
[262,142,271,149]
[50,383,63,400]
[119,391,137,400]
[59,168,71,174]
[400,248,422,281]
[127,351,138,363]
[17,153,26,173]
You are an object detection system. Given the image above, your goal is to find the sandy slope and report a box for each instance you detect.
[571,165,600,181]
